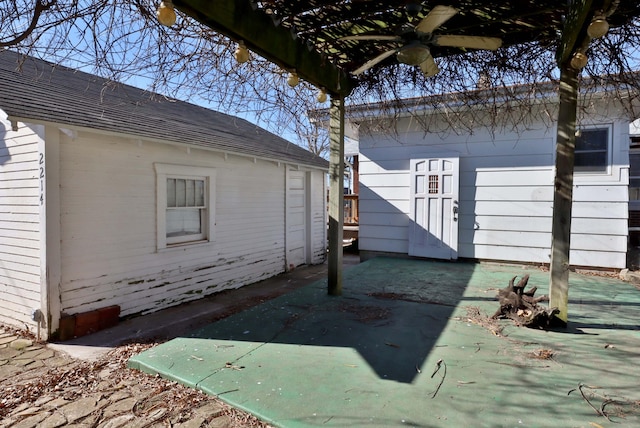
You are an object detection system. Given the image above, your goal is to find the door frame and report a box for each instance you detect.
[408,153,460,260]
[285,168,310,269]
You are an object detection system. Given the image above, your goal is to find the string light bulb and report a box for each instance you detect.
[234,41,250,63]
[570,52,588,70]
[587,12,609,39]
[316,89,328,103]
[287,72,299,87]
[156,0,176,27]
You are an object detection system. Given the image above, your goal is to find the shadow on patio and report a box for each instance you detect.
[129,257,640,427]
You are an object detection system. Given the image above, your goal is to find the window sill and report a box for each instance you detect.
[158,239,211,252]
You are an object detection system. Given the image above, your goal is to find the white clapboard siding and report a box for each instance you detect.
[0,280,40,302]
[462,244,625,269]
[571,250,626,268]
[359,185,408,202]
[460,185,553,202]
[0,115,43,328]
[470,230,551,248]
[0,149,40,164]
[63,250,283,315]
[458,242,551,264]
[470,168,554,187]
[0,227,40,241]
[56,131,324,316]
[359,198,411,214]
[358,171,410,187]
[573,185,628,202]
[61,247,276,294]
[358,105,630,268]
[0,244,39,259]
[359,224,409,241]
[571,218,628,235]
[459,153,555,171]
[459,215,551,232]
[467,200,553,217]
[572,201,628,218]
[360,212,412,227]
[359,236,409,254]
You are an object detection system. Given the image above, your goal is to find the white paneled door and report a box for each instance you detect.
[409,156,459,260]
[287,170,307,268]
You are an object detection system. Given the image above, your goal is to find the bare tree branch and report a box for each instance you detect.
[0,0,57,47]
[1,1,639,156]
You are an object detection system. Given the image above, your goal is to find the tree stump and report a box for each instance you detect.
[492,275,559,329]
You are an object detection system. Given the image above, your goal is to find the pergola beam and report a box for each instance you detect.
[168,0,630,310]
[175,0,354,97]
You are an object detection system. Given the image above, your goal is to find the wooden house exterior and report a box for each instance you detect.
[0,51,327,340]
[351,93,637,269]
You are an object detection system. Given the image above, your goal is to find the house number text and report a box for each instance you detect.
[39,152,44,205]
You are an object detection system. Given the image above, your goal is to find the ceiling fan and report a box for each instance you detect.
[341,4,502,77]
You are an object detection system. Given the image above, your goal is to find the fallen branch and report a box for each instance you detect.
[565,383,640,423]
[430,359,446,399]
[568,383,612,421]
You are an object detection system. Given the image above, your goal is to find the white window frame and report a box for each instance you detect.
[155,163,216,250]
[574,124,612,175]
[629,137,640,210]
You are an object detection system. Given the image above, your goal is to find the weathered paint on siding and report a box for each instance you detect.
[57,131,324,317]
[358,105,630,269]
[0,113,43,328]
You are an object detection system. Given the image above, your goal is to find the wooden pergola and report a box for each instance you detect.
[172,0,639,324]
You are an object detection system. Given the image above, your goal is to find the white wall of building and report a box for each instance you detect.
[49,129,325,319]
[357,101,630,268]
[0,112,44,329]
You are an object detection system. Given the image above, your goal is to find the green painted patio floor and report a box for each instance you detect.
[128,258,640,427]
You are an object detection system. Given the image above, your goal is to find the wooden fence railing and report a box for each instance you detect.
[344,194,358,226]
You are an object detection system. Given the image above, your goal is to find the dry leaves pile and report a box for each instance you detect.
[1,336,271,427]
[464,306,504,337]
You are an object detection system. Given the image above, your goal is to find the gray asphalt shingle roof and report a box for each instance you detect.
[0,50,328,169]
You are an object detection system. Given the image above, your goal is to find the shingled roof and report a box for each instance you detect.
[0,50,328,169]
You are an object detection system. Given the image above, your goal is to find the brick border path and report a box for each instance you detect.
[0,330,267,428]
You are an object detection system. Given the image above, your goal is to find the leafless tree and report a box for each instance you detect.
[2,1,640,155]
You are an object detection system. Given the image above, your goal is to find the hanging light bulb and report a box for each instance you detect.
[316,89,328,103]
[234,41,250,63]
[287,72,299,88]
[156,0,177,27]
[587,12,609,39]
[570,52,588,70]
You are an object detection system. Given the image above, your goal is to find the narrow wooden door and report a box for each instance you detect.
[409,156,459,259]
[287,170,307,268]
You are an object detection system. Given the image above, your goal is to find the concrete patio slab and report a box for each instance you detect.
[129,258,640,427]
